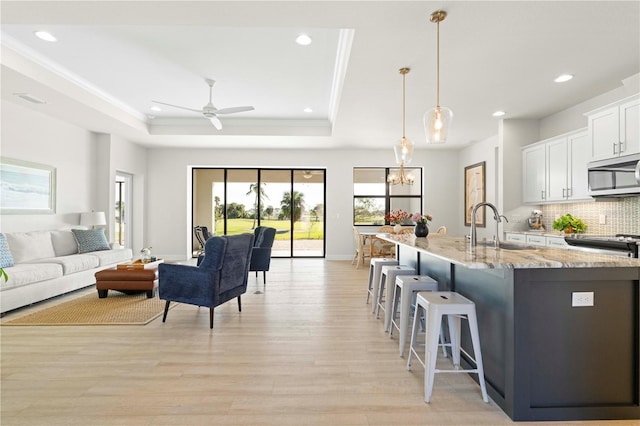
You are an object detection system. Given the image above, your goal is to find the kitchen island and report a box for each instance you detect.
[378,233,640,421]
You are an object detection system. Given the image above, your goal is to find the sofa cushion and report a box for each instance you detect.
[89,248,134,267]
[5,231,56,263]
[29,254,99,275]
[51,230,79,257]
[0,233,14,268]
[71,229,110,254]
[0,263,63,289]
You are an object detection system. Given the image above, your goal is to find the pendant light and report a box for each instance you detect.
[424,10,453,144]
[388,68,415,186]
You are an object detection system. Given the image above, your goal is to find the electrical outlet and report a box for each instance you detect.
[599,214,606,225]
[572,291,594,307]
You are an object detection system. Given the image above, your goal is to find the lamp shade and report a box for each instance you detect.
[80,211,106,227]
[424,106,453,144]
[393,137,414,165]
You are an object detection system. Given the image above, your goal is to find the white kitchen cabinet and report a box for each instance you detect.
[505,232,526,243]
[522,143,546,203]
[546,235,568,248]
[587,94,640,161]
[525,129,590,204]
[526,234,546,247]
[546,129,590,201]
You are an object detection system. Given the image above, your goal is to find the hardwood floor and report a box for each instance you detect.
[0,259,634,425]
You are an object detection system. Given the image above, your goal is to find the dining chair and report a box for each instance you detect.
[436,226,448,234]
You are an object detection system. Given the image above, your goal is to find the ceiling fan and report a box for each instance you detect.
[152,78,254,130]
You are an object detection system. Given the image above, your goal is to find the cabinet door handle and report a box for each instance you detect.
[613,142,618,155]
[567,187,571,198]
[619,141,624,154]
[562,188,566,198]
[541,190,545,200]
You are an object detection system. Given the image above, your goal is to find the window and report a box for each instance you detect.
[353,167,423,225]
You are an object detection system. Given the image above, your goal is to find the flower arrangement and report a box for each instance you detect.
[384,209,411,225]
[412,213,433,225]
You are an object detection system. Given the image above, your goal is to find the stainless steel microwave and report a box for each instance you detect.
[588,153,640,197]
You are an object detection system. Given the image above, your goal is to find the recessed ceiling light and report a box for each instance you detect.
[34,31,57,42]
[492,110,506,117]
[296,34,312,46]
[150,106,162,112]
[554,74,573,83]
[303,107,313,113]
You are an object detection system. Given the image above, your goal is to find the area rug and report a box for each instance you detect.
[2,292,173,326]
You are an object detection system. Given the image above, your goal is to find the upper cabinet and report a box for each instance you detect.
[587,94,640,161]
[522,142,546,203]
[522,129,590,204]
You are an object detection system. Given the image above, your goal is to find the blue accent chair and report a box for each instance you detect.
[159,233,254,329]
[249,226,276,284]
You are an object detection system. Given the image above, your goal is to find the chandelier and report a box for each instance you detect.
[388,67,415,186]
[424,10,453,144]
[387,163,415,185]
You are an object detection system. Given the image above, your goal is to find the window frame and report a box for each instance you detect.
[353,167,423,226]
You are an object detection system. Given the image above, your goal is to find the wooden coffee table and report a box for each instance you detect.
[94,259,163,298]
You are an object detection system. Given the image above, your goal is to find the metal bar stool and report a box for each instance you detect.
[406,291,489,403]
[389,275,440,357]
[376,265,416,331]
[366,258,398,312]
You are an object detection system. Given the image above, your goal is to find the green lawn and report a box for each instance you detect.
[215,219,324,240]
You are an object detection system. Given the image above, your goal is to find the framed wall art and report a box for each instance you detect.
[0,157,56,214]
[464,161,485,227]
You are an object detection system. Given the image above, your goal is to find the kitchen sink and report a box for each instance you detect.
[478,241,539,251]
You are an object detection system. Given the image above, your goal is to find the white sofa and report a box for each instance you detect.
[0,229,133,314]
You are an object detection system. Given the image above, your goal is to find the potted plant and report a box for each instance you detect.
[552,213,587,234]
[412,213,433,237]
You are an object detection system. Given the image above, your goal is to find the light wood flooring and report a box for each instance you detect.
[0,259,635,425]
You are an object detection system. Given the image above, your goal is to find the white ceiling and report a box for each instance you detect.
[1,1,639,150]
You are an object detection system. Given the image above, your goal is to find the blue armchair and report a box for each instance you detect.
[158,233,254,328]
[249,226,276,284]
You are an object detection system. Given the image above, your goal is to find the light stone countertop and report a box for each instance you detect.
[377,234,640,270]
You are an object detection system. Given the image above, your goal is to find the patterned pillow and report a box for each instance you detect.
[71,229,110,254]
[0,233,15,268]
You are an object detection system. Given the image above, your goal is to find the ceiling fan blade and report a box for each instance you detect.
[208,115,222,130]
[213,106,255,115]
[151,100,201,113]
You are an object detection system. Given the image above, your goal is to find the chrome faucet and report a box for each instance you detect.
[470,202,507,247]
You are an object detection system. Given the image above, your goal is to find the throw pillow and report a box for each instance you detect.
[0,233,14,268]
[71,229,110,254]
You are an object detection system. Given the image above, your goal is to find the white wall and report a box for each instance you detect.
[145,148,459,260]
[0,101,147,249]
[0,101,96,232]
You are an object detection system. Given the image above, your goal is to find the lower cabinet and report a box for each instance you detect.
[504,232,568,249]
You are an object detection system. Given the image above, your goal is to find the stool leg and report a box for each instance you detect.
[439,326,448,358]
[406,303,422,371]
[398,287,412,357]
[389,284,400,336]
[371,266,382,314]
[424,309,441,403]
[366,264,374,304]
[467,310,489,403]
[376,275,386,319]
[447,314,462,368]
[384,274,396,331]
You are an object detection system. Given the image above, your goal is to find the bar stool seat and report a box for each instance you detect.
[376,265,416,331]
[406,291,489,403]
[389,275,439,357]
[366,258,398,312]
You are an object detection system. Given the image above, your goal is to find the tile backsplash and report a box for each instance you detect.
[542,198,640,235]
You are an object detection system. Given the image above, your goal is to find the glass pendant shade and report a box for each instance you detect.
[424,106,453,144]
[393,137,414,165]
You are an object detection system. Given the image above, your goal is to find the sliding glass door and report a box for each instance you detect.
[192,168,325,258]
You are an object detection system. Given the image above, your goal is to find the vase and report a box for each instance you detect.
[393,224,403,233]
[414,222,429,238]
